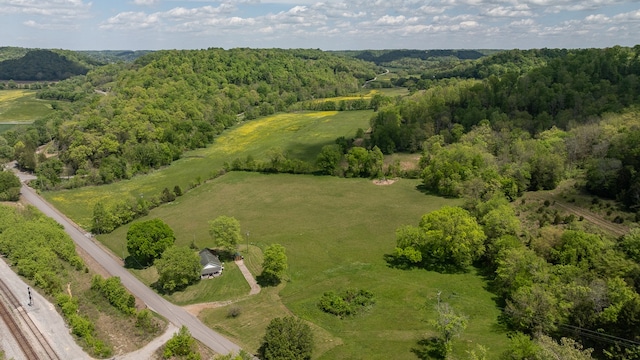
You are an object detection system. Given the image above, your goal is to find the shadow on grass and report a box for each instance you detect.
[124,255,147,270]
[411,336,446,360]
[256,273,281,287]
[383,253,470,274]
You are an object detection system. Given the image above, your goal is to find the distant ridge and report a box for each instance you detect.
[353,49,485,64]
[0,49,90,81]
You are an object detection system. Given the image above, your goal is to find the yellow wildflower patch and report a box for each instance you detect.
[0,90,32,102]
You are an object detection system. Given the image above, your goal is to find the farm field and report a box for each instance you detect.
[43,110,373,228]
[97,171,508,359]
[0,89,54,123]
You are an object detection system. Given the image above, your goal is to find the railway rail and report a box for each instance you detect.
[0,278,60,360]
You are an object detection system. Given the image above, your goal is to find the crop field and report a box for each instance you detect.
[43,110,373,228]
[98,172,508,359]
[0,90,53,123]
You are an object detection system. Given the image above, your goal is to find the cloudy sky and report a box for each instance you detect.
[2,0,639,50]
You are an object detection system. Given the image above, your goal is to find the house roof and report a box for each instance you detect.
[199,249,223,272]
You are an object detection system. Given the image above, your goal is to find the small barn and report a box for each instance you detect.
[199,248,224,278]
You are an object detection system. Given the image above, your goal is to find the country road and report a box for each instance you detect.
[19,184,243,356]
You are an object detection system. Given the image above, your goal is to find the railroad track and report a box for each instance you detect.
[0,278,60,360]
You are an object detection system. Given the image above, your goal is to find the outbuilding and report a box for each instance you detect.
[199,248,224,278]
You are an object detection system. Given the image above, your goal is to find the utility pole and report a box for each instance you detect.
[246,231,250,255]
[28,286,32,306]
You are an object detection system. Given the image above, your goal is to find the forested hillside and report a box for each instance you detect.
[0,49,95,81]
[371,46,640,148]
[79,50,153,63]
[349,49,485,64]
[0,46,29,62]
[15,48,378,186]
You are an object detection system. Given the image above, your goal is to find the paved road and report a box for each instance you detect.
[19,184,243,356]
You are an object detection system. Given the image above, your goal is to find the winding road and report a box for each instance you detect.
[19,183,243,356]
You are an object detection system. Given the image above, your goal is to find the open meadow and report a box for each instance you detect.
[98,172,508,359]
[44,110,373,228]
[0,89,54,124]
[47,107,509,358]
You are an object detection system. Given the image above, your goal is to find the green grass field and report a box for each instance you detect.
[0,89,54,122]
[97,172,508,359]
[44,110,373,228]
[48,107,508,358]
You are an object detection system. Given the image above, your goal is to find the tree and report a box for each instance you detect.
[393,207,486,271]
[432,302,468,357]
[506,283,566,333]
[420,206,486,271]
[481,204,521,240]
[155,246,201,293]
[208,215,242,254]
[258,317,313,360]
[260,244,288,286]
[0,170,21,201]
[620,228,640,263]
[126,219,175,267]
[315,144,342,175]
[163,325,200,359]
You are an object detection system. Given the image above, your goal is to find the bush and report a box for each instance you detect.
[227,306,241,318]
[318,289,375,317]
[163,326,200,359]
[91,275,136,315]
[135,309,159,334]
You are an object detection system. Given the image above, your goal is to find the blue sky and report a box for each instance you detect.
[1,0,639,50]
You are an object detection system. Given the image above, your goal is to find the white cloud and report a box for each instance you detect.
[375,15,418,26]
[483,5,533,18]
[585,14,611,23]
[613,9,640,21]
[100,11,160,30]
[23,19,79,30]
[132,0,158,5]
[0,0,92,19]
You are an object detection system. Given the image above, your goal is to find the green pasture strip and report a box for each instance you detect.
[129,261,249,306]
[43,110,372,228]
[0,89,53,122]
[98,172,506,358]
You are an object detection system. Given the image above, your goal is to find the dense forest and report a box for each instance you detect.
[347,49,486,64]
[0,49,98,81]
[7,48,379,186]
[78,50,154,63]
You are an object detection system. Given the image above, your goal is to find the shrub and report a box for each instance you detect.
[228,306,242,318]
[318,289,375,317]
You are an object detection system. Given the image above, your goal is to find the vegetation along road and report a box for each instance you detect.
[19,183,243,356]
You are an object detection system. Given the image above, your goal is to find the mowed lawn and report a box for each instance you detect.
[98,172,508,359]
[0,89,54,122]
[43,110,373,228]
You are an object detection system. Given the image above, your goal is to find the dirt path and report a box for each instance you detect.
[527,192,628,237]
[236,259,261,295]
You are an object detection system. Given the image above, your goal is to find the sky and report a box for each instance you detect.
[1,0,639,51]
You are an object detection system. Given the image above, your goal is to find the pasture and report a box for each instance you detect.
[98,172,508,359]
[0,89,54,123]
[49,107,508,358]
[44,110,373,228]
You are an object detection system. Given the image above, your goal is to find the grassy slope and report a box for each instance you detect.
[99,172,507,359]
[50,105,507,358]
[0,90,53,122]
[44,110,373,228]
